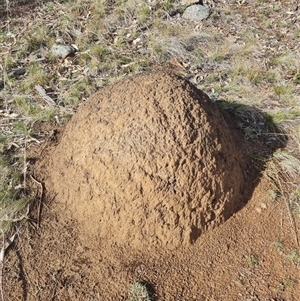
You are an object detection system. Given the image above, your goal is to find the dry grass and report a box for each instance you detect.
[127,281,152,301]
[1,1,300,300]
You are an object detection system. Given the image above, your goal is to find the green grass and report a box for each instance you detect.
[272,239,284,252]
[247,254,259,267]
[272,239,300,267]
[0,151,33,234]
[277,278,297,292]
[19,63,53,92]
[0,3,299,301]
[285,249,300,265]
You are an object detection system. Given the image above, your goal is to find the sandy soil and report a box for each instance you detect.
[3,72,300,300]
[44,72,246,249]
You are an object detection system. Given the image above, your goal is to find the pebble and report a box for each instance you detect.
[51,44,78,59]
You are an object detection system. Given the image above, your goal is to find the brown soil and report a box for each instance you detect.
[3,73,300,300]
[45,72,245,249]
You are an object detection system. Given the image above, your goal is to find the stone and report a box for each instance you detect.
[182,4,210,21]
[51,44,78,59]
[8,68,26,78]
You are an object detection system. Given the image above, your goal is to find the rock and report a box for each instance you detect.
[51,44,78,59]
[182,4,210,21]
[46,72,245,250]
[8,68,26,78]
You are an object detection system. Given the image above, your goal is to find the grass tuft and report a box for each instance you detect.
[277,278,297,291]
[0,151,33,234]
[127,281,152,301]
[285,249,300,265]
[247,254,259,267]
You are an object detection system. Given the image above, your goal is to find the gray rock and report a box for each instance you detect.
[51,44,77,59]
[182,4,210,21]
[8,68,26,78]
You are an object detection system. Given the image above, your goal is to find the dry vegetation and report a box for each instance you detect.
[0,0,300,297]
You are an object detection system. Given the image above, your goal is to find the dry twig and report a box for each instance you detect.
[35,85,56,107]
[30,175,44,229]
[275,174,299,249]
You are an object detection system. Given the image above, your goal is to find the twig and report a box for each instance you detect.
[30,175,44,229]
[276,174,299,248]
[283,196,299,248]
[35,85,56,107]
[50,280,58,301]
[23,137,27,190]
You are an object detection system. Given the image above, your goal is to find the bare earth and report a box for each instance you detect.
[3,72,300,301]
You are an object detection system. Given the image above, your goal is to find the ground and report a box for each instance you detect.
[4,171,300,300]
[1,0,300,300]
[4,73,300,301]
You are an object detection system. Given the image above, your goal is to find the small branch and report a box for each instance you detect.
[35,85,56,107]
[276,174,299,248]
[50,280,58,301]
[23,137,27,190]
[30,175,44,229]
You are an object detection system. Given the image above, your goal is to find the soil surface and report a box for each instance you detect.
[44,72,245,249]
[3,73,300,300]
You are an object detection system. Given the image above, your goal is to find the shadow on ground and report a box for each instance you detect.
[215,98,287,214]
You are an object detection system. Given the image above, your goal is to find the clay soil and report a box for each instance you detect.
[3,72,300,301]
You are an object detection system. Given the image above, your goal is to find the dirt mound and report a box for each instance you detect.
[47,72,244,249]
